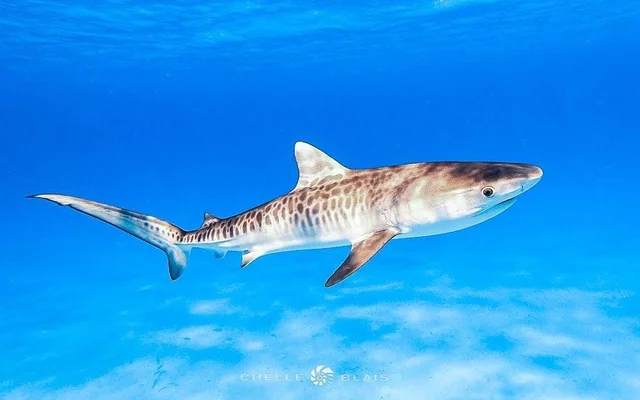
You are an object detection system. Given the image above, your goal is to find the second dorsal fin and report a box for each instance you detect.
[293,142,349,190]
[200,212,220,229]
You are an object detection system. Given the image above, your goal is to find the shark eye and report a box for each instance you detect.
[482,187,495,198]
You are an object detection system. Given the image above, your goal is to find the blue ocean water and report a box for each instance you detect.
[1,0,639,399]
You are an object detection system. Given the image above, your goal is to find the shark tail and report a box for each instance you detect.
[29,193,189,280]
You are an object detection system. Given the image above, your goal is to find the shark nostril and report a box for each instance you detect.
[521,166,543,192]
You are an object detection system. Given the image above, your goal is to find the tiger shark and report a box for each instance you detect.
[29,142,543,287]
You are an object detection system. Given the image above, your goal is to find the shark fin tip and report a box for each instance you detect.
[27,193,73,206]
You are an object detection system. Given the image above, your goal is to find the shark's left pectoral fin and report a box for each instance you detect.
[325,228,400,288]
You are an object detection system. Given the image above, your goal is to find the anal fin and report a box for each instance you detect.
[241,249,264,268]
[325,228,399,288]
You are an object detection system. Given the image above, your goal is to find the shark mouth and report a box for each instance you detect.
[490,197,518,212]
[496,197,518,207]
[487,184,526,212]
[474,197,518,218]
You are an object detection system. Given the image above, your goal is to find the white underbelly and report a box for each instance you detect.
[181,210,399,254]
[398,202,514,239]
[186,230,353,253]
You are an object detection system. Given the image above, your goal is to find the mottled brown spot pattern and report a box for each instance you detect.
[305,208,312,226]
[177,160,536,248]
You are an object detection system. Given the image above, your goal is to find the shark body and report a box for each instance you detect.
[31,142,543,287]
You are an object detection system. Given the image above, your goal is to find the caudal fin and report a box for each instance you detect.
[29,193,189,280]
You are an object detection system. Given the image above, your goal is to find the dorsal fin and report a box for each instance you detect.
[293,142,349,190]
[200,212,220,229]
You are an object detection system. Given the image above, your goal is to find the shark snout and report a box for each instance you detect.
[521,165,543,192]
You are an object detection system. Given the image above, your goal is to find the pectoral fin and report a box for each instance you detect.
[324,228,400,288]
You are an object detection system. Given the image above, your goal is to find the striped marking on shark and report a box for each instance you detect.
[29,142,543,287]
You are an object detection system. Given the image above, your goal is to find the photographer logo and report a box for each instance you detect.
[309,365,335,387]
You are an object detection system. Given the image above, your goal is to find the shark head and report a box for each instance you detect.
[461,162,543,218]
[399,162,543,235]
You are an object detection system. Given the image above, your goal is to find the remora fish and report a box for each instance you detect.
[29,142,543,287]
